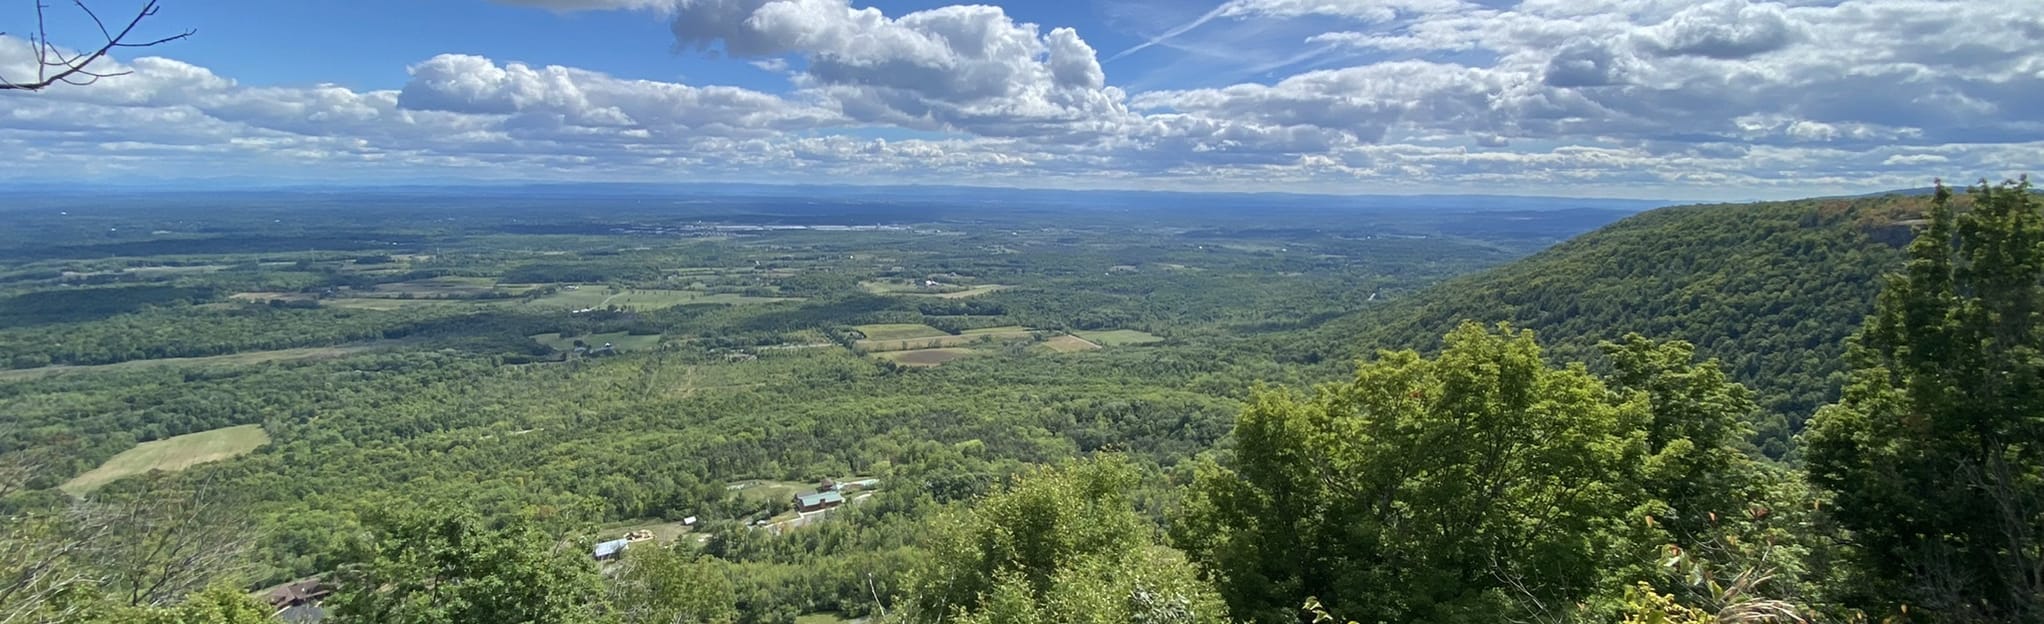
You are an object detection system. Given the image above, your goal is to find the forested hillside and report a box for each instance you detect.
[1317,194,1932,454]
[8,182,2043,624]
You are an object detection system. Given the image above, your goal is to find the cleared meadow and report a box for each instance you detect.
[62,424,270,494]
[531,331,665,352]
[0,343,393,382]
[875,348,974,367]
[1040,334,1102,353]
[1073,329,1165,346]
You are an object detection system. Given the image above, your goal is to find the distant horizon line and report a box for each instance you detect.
[7,177,1942,207]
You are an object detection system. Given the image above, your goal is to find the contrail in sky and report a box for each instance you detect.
[1106,1,1237,63]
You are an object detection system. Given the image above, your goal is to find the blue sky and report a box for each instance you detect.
[1,0,2039,199]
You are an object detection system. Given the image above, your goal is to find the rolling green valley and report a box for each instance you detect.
[5,179,2040,624]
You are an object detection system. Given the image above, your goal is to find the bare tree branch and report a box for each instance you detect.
[0,0,192,91]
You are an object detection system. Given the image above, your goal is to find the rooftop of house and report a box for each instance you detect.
[795,491,846,507]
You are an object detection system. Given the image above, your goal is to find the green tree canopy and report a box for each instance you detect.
[325,512,608,624]
[608,545,738,624]
[902,456,1225,624]
[1177,323,1652,623]
[1804,179,2044,620]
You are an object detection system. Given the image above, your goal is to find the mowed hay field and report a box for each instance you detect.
[523,287,796,310]
[876,348,974,367]
[931,284,1010,299]
[1073,329,1165,346]
[856,327,1038,352]
[860,281,1011,298]
[853,323,950,341]
[1040,334,1102,353]
[0,343,393,382]
[365,276,515,298]
[62,425,270,494]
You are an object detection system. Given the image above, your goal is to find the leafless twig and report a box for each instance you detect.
[1,0,192,91]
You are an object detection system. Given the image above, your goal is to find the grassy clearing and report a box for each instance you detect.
[853,323,949,341]
[531,332,664,352]
[931,284,1010,299]
[960,325,1030,335]
[63,264,227,279]
[231,292,317,304]
[1040,334,1102,353]
[860,281,1010,299]
[62,425,270,494]
[0,343,394,382]
[728,480,813,505]
[525,287,795,310]
[365,276,508,298]
[596,519,695,545]
[1073,329,1165,346]
[794,613,856,624]
[321,298,469,311]
[876,348,974,367]
[856,329,1037,353]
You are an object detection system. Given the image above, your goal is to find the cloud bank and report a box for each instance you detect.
[1,0,2039,198]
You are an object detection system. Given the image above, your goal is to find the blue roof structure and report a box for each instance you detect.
[593,538,631,559]
[796,491,845,508]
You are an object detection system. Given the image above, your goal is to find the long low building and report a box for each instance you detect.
[794,490,845,513]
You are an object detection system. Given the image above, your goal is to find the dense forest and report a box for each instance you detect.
[1308,194,1932,456]
[3,180,2040,624]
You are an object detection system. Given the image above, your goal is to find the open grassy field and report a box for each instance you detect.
[794,612,857,624]
[1073,329,1165,346]
[0,343,396,382]
[853,323,950,341]
[860,281,1010,298]
[875,348,974,367]
[531,331,665,352]
[856,328,1037,352]
[1040,334,1103,353]
[728,479,815,507]
[63,264,228,279]
[62,425,270,494]
[595,519,695,545]
[230,291,317,304]
[364,276,516,298]
[525,287,795,310]
[931,284,1010,299]
[321,298,473,311]
[959,325,1030,334]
